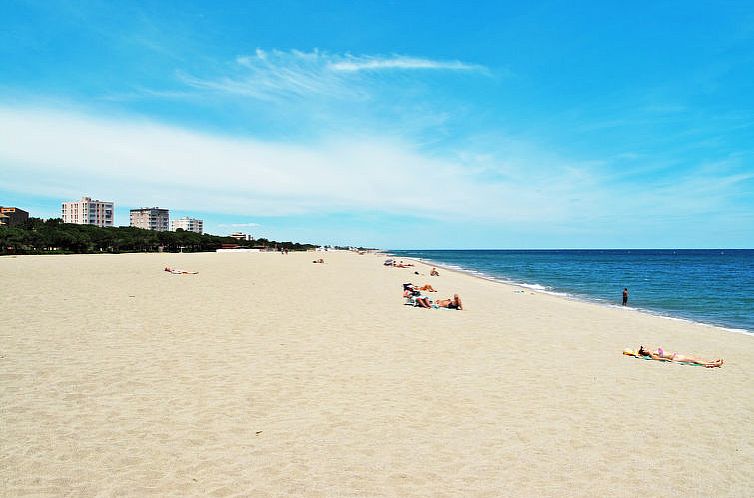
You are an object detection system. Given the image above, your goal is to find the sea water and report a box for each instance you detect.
[389,249,754,334]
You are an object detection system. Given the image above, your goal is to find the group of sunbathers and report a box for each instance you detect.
[403,283,463,310]
[384,258,415,268]
[392,263,724,367]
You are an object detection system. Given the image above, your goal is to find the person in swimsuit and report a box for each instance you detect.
[412,295,433,308]
[416,283,437,292]
[622,288,629,306]
[434,294,463,310]
[164,266,198,274]
[403,283,437,294]
[430,267,440,276]
[637,345,723,367]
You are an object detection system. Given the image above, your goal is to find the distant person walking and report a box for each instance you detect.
[622,288,629,306]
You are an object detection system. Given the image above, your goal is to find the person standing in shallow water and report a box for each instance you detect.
[622,288,629,306]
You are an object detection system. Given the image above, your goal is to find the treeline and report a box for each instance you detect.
[0,218,317,254]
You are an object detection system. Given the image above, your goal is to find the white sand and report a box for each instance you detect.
[2,251,752,496]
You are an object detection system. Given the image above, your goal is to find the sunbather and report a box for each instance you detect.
[413,296,433,308]
[164,266,198,274]
[403,283,437,293]
[430,267,440,276]
[635,345,723,367]
[434,294,463,310]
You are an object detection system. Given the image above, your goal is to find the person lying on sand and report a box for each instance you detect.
[434,294,463,310]
[312,258,325,263]
[408,294,464,310]
[164,266,198,274]
[416,284,437,292]
[628,346,723,368]
[413,296,433,308]
[403,283,437,293]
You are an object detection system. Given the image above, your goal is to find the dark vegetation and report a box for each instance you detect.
[0,218,317,254]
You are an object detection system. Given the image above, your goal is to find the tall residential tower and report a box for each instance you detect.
[130,207,170,231]
[61,197,114,227]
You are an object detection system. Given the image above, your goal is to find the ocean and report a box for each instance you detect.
[389,249,754,334]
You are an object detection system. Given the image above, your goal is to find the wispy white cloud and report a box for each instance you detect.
[179,49,486,101]
[328,54,484,72]
[179,52,362,101]
[0,104,591,223]
[2,104,748,238]
[98,87,198,102]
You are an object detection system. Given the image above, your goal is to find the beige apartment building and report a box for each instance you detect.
[170,217,203,234]
[0,207,30,227]
[61,197,114,227]
[130,207,170,231]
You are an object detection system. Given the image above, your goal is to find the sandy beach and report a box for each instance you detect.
[1,251,752,497]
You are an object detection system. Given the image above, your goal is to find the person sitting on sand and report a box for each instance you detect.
[434,294,463,310]
[164,266,198,274]
[635,345,723,368]
[430,267,440,276]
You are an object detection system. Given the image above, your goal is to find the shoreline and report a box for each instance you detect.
[387,252,754,336]
[9,249,751,335]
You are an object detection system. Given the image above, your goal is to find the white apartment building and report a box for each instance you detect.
[61,197,114,227]
[130,207,170,231]
[230,232,253,241]
[171,217,203,234]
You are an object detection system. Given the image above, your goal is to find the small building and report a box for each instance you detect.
[171,217,204,234]
[229,232,253,241]
[130,207,170,232]
[0,207,29,227]
[62,197,114,227]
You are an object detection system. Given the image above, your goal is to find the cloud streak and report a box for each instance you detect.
[327,55,483,72]
[2,103,749,243]
[0,104,590,223]
[180,49,487,101]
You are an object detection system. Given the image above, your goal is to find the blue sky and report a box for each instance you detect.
[1,0,753,248]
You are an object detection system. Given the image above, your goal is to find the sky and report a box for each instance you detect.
[1,0,753,249]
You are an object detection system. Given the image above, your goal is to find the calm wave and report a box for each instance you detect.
[389,249,754,334]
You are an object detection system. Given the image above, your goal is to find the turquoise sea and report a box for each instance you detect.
[389,250,754,334]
